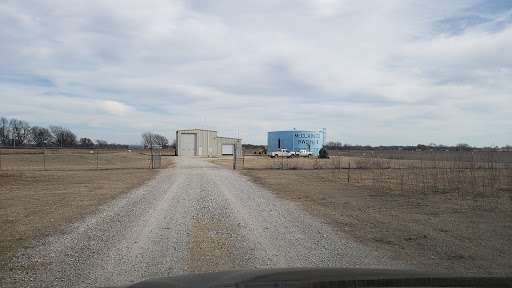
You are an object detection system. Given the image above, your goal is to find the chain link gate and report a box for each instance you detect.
[233,145,244,170]
[151,146,162,169]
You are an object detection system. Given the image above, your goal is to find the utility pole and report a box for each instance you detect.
[233,145,236,170]
[206,116,209,157]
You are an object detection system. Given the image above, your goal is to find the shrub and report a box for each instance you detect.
[319,148,329,159]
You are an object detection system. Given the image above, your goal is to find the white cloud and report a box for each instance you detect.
[102,100,132,116]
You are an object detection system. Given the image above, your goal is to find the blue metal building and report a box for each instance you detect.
[268,130,324,156]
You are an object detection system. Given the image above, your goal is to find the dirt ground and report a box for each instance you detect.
[0,149,173,274]
[1,151,510,279]
[212,156,512,276]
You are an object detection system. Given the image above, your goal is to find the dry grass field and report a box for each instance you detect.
[0,149,173,273]
[0,148,175,170]
[218,153,511,199]
[211,154,512,276]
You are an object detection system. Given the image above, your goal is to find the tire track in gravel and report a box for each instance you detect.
[184,158,249,273]
[203,160,409,270]
[183,158,408,273]
[84,167,193,285]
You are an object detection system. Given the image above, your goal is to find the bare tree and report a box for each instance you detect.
[141,132,156,149]
[170,138,177,149]
[9,119,31,146]
[456,143,471,151]
[31,126,52,147]
[153,134,169,147]
[437,144,448,151]
[141,132,169,148]
[80,137,94,148]
[50,125,77,147]
[95,139,108,149]
[416,144,428,151]
[0,117,10,146]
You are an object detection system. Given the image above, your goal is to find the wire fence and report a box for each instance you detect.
[0,147,165,171]
[256,149,512,201]
[329,149,512,167]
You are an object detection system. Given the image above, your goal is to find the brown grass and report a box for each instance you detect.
[0,149,173,275]
[213,155,512,201]
[211,155,512,276]
[0,148,173,170]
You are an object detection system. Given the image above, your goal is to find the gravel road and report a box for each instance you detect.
[5,157,407,287]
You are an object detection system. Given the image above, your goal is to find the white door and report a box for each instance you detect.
[180,134,196,156]
[221,144,234,155]
[198,146,203,156]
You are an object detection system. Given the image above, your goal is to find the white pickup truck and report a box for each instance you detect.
[296,150,314,157]
[270,149,296,158]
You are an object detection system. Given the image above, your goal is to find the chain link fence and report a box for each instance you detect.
[0,147,166,171]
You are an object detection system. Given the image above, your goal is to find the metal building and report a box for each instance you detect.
[176,129,242,157]
[268,130,324,156]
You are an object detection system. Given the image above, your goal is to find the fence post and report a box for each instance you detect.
[151,148,154,169]
[97,149,99,170]
[43,148,46,171]
[0,146,2,170]
[348,162,350,183]
[233,145,237,170]
[487,149,490,169]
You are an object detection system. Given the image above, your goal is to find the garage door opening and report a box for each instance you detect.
[221,144,234,155]
[180,134,196,156]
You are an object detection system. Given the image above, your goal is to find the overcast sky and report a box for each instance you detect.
[1,1,511,147]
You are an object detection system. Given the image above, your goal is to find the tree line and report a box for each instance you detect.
[324,141,511,152]
[0,116,111,148]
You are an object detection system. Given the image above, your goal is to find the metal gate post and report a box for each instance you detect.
[151,148,154,169]
[233,145,236,170]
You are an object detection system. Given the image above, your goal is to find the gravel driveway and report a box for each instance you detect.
[5,157,407,287]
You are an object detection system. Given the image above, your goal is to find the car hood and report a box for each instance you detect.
[107,267,511,288]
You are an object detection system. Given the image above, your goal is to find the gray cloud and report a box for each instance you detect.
[0,0,510,146]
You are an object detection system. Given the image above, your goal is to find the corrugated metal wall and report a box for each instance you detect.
[176,129,242,157]
[217,137,242,157]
